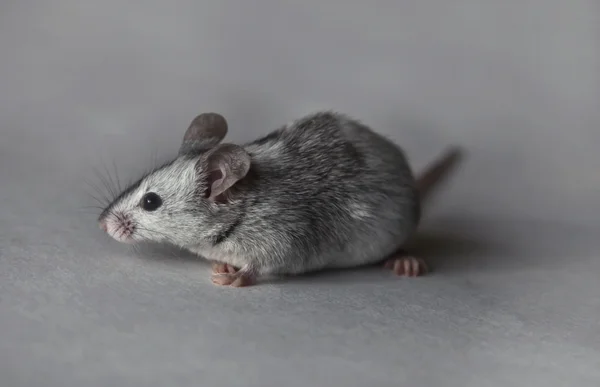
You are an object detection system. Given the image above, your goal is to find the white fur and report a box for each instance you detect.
[103,157,201,245]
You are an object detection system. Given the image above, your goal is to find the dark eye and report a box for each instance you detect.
[141,192,163,211]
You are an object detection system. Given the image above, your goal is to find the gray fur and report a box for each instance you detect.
[99,111,420,279]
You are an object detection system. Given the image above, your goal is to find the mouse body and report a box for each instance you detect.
[99,111,460,287]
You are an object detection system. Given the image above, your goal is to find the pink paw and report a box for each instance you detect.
[210,262,255,287]
[210,272,255,287]
[384,255,428,277]
[211,262,239,275]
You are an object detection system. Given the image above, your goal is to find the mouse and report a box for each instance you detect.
[98,111,462,287]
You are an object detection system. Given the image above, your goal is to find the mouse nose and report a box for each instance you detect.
[99,219,108,233]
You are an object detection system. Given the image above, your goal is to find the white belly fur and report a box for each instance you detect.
[186,242,249,268]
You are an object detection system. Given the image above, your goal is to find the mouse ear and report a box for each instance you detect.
[179,113,228,155]
[201,143,251,202]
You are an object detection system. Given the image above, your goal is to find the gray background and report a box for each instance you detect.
[1,1,599,386]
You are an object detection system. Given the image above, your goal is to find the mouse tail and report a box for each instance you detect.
[414,146,464,205]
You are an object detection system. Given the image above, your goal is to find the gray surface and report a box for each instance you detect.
[1,1,599,386]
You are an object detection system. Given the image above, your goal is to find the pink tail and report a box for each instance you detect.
[415,147,464,205]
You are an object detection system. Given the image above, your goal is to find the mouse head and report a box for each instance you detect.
[98,113,251,247]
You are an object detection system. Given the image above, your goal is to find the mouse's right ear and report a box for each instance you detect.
[179,113,228,155]
[199,143,251,203]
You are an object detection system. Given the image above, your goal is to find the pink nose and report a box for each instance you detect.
[99,220,108,232]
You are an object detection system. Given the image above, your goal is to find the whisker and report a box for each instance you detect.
[84,190,109,209]
[135,226,172,240]
[150,148,158,170]
[129,243,142,256]
[83,179,111,206]
[77,206,105,212]
[82,204,105,209]
[78,210,99,217]
[92,166,117,201]
[112,158,122,193]
[91,167,110,197]
[83,196,107,212]
[170,247,189,260]
[101,160,119,200]
[77,210,103,216]
[84,193,104,206]
[78,210,103,218]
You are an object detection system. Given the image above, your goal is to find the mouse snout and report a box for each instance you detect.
[99,211,136,243]
[99,218,108,233]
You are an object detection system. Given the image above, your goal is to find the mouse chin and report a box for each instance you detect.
[105,230,138,244]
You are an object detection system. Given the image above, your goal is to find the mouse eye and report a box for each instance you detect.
[141,192,163,212]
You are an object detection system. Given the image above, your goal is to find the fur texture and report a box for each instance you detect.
[99,111,421,278]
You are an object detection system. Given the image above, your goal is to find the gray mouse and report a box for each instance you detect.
[98,111,461,287]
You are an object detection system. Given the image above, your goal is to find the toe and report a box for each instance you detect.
[211,274,235,286]
[211,262,226,274]
[388,256,428,277]
[392,258,405,276]
[230,275,255,287]
[415,257,428,275]
[211,262,240,275]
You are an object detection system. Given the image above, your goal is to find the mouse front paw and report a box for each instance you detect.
[210,267,256,287]
[211,261,240,275]
[384,253,428,277]
[211,273,255,287]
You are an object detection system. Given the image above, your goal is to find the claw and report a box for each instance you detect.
[384,255,428,277]
[210,264,256,287]
[211,262,239,275]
